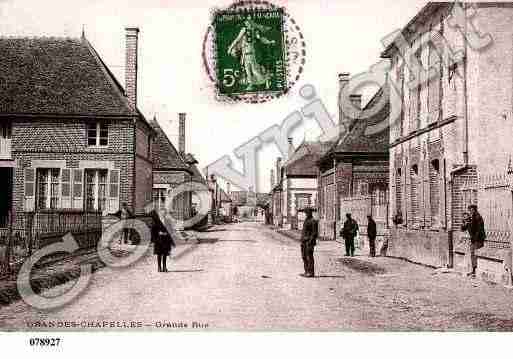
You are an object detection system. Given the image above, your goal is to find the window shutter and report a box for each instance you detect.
[440,159,447,229]
[109,169,120,213]
[61,169,71,209]
[423,158,431,228]
[405,165,412,228]
[24,168,35,212]
[73,169,83,210]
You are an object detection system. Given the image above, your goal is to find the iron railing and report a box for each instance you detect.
[0,210,102,274]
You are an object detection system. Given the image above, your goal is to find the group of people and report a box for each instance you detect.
[340,213,378,257]
[300,204,486,279]
[299,209,378,278]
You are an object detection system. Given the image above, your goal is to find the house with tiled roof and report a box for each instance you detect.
[0,28,154,231]
[317,74,390,240]
[276,139,333,230]
[151,113,208,228]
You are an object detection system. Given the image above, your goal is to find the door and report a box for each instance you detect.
[0,167,13,227]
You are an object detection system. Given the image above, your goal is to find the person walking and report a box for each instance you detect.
[341,213,359,257]
[367,215,377,257]
[150,210,176,272]
[461,205,486,277]
[115,202,134,244]
[300,208,318,278]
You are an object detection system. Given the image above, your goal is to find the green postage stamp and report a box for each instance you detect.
[214,9,286,96]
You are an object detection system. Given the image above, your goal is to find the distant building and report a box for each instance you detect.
[279,139,332,230]
[229,188,269,219]
[151,113,207,228]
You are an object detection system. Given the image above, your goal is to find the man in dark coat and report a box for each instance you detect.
[300,208,318,278]
[150,210,176,272]
[461,205,486,277]
[367,215,377,257]
[341,213,359,257]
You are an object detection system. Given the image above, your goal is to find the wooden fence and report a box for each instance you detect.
[478,172,512,249]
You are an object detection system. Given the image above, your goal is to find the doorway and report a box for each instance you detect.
[0,167,13,227]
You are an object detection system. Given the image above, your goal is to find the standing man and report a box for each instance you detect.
[367,215,377,257]
[461,205,486,277]
[115,202,134,244]
[341,213,359,257]
[300,208,318,278]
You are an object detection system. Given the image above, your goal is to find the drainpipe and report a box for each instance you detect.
[462,5,469,166]
[333,157,337,241]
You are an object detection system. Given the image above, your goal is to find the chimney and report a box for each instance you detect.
[125,27,140,109]
[178,112,186,155]
[349,94,362,111]
[287,137,294,159]
[270,169,275,189]
[227,182,231,194]
[338,72,350,134]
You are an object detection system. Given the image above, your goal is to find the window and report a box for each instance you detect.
[429,159,441,224]
[410,164,421,227]
[147,134,152,158]
[395,168,402,212]
[84,169,108,211]
[87,122,108,147]
[36,168,60,210]
[358,182,369,196]
[295,194,311,211]
[153,188,166,211]
[408,49,422,131]
[1,122,11,139]
[428,44,441,124]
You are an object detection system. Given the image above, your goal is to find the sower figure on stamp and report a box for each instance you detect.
[300,208,318,278]
[341,213,359,257]
[367,215,377,257]
[150,210,176,273]
[228,17,275,91]
[461,205,486,278]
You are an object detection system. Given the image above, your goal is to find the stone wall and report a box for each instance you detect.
[388,228,451,268]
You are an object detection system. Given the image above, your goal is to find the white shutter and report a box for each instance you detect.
[61,169,71,209]
[109,169,120,213]
[24,168,35,212]
[73,169,83,210]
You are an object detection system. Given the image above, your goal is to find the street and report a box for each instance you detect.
[1,222,513,331]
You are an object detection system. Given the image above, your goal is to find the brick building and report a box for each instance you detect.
[151,114,192,222]
[317,77,390,241]
[278,139,332,230]
[383,2,513,283]
[0,28,154,229]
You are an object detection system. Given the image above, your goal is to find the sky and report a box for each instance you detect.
[0,0,428,193]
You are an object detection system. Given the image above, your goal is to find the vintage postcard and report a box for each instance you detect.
[1,0,513,354]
